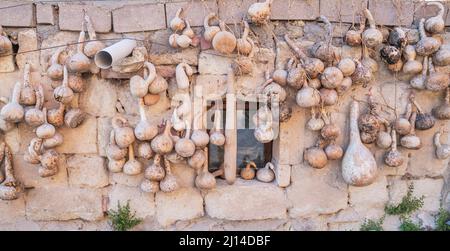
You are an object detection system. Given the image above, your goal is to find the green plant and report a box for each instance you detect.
[435,208,450,231]
[399,217,423,231]
[385,184,424,216]
[107,201,142,231]
[360,217,384,231]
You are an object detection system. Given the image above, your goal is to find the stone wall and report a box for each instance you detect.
[0,0,449,231]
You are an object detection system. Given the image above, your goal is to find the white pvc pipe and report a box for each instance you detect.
[94,39,137,69]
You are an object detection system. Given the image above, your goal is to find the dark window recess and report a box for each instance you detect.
[207,100,272,173]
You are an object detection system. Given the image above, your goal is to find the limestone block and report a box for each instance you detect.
[368,0,414,26]
[36,3,55,25]
[273,163,291,188]
[287,164,348,218]
[67,155,109,188]
[320,0,368,23]
[407,145,449,178]
[16,29,40,70]
[59,3,111,32]
[218,219,289,231]
[205,179,287,220]
[218,0,256,24]
[411,178,444,212]
[198,50,234,75]
[271,0,320,21]
[195,74,227,100]
[328,222,361,231]
[0,196,26,224]
[113,3,165,32]
[171,163,196,188]
[166,0,218,27]
[56,116,98,154]
[26,187,104,221]
[349,176,389,210]
[97,117,112,157]
[0,54,15,73]
[149,43,200,66]
[291,216,328,231]
[79,75,118,117]
[108,184,156,219]
[382,215,402,231]
[110,171,144,188]
[0,3,35,27]
[155,188,204,226]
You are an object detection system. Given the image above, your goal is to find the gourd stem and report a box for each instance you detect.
[434,131,442,148]
[219,21,226,31]
[390,129,397,151]
[2,145,16,185]
[84,13,97,40]
[144,62,156,86]
[358,15,366,33]
[35,84,43,110]
[42,107,48,124]
[409,112,417,135]
[318,15,332,43]
[214,108,221,131]
[426,2,444,17]
[419,18,426,39]
[364,9,376,29]
[176,8,183,18]
[163,156,172,174]
[12,82,22,104]
[422,56,428,77]
[50,47,64,65]
[109,130,115,145]
[242,20,249,40]
[349,101,361,141]
[445,88,450,104]
[23,62,31,88]
[77,22,85,53]
[128,143,134,161]
[204,13,216,28]
[62,66,69,87]
[138,98,147,122]
[184,120,191,139]
[164,120,172,136]
[284,34,307,60]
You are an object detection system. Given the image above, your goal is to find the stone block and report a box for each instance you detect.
[287,164,348,218]
[171,163,196,188]
[368,0,414,26]
[195,74,227,100]
[166,0,218,27]
[56,116,98,154]
[407,145,449,178]
[198,50,234,75]
[110,172,144,187]
[414,0,448,25]
[0,196,26,224]
[349,175,389,210]
[26,187,104,221]
[273,163,291,188]
[79,75,118,117]
[271,0,320,21]
[59,3,111,32]
[16,29,40,70]
[291,216,328,231]
[218,0,257,24]
[108,184,156,218]
[320,0,368,23]
[205,179,287,220]
[411,178,444,212]
[36,3,55,25]
[0,3,35,27]
[113,3,165,32]
[155,188,204,226]
[67,155,109,188]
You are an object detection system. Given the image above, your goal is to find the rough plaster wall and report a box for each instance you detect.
[0,0,449,231]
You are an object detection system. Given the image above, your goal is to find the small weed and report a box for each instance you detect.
[107,201,142,231]
[360,217,384,231]
[399,217,423,231]
[385,184,424,216]
[435,208,450,231]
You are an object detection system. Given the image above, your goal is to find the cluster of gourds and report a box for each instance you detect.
[169,8,196,49]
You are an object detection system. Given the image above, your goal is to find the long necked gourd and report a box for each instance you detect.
[130,61,156,98]
[83,12,105,57]
[20,63,36,106]
[342,101,378,186]
[434,128,450,159]
[0,82,24,123]
[176,62,193,90]
[0,144,18,200]
[67,21,90,73]
[424,2,445,34]
[247,0,272,25]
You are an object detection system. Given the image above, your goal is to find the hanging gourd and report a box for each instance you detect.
[307,107,325,131]
[83,12,105,58]
[182,20,195,39]
[0,145,18,200]
[416,18,441,56]
[175,120,196,158]
[376,120,392,149]
[176,62,193,90]
[0,82,24,123]
[212,21,236,55]
[240,161,257,180]
[412,95,436,131]
[134,98,158,141]
[256,162,275,183]
[395,101,412,136]
[423,1,445,34]
[188,149,206,170]
[170,8,186,32]
[338,58,356,77]
[320,111,340,141]
[400,112,421,150]
[402,45,423,75]
[310,16,339,65]
[433,88,450,120]
[151,121,174,155]
[361,8,383,48]
[36,108,56,139]
[324,140,344,160]
[25,83,45,127]
[0,25,12,55]
[434,128,450,160]
[112,115,135,149]
[203,13,220,42]
[123,144,143,176]
[137,141,153,160]
[247,0,272,25]
[351,59,373,87]
[388,27,407,49]
[19,63,36,106]
[236,20,254,56]
[47,103,65,128]
[195,148,216,189]
[345,15,365,47]
[43,132,64,149]
[47,47,65,80]
[410,56,428,90]
[296,79,321,108]
[304,139,328,169]
[425,59,449,92]
[130,62,156,98]
[67,21,91,73]
[285,34,324,79]
[342,101,378,186]
[53,66,74,104]
[209,108,225,146]
[384,129,404,167]
[433,47,450,66]
[159,156,179,193]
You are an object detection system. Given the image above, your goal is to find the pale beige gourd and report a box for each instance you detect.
[106,130,127,160]
[395,102,412,135]
[209,108,225,146]
[310,16,340,65]
[47,103,65,128]
[36,147,59,178]
[296,80,321,108]
[130,62,156,98]
[236,21,254,56]
[400,112,421,149]
[384,129,404,167]
[319,88,338,106]
[321,67,344,89]
[54,66,74,104]
[0,145,18,200]
[254,117,274,143]
[307,107,325,131]
[195,147,216,189]
[325,140,344,160]
[424,2,445,34]
[25,83,45,127]
[0,25,12,55]
[176,62,193,89]
[247,0,272,25]
[212,21,236,55]
[362,9,383,48]
[261,76,287,103]
[191,104,209,148]
[182,20,195,39]
[170,8,186,32]
[137,141,153,160]
[67,22,91,73]
[402,45,423,75]
[159,156,178,193]
[256,162,275,183]
[171,107,185,132]
[36,108,56,139]
[361,44,378,73]
[140,179,160,193]
[108,157,125,173]
[410,56,428,90]
[416,18,441,56]
[203,13,220,42]
[148,75,168,94]
[232,56,253,76]
[240,161,257,180]
[346,15,365,47]
[43,132,64,149]
[376,120,392,149]
[412,94,436,130]
[175,121,195,158]
[321,111,340,141]
[151,121,174,155]
[176,34,192,49]
[342,101,378,186]
[284,34,325,78]
[351,59,373,86]
[83,13,105,57]
[434,128,450,159]
[24,137,42,165]
[433,47,450,66]
[338,58,356,77]
[304,139,328,169]
[1,82,24,123]
[425,59,449,92]
[68,74,86,93]
[123,144,143,175]
[358,90,381,137]
[112,115,135,149]
[337,77,353,95]
[135,99,158,141]
[287,59,307,89]
[433,88,450,120]
[0,109,14,132]
[188,149,206,170]
[20,63,36,106]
